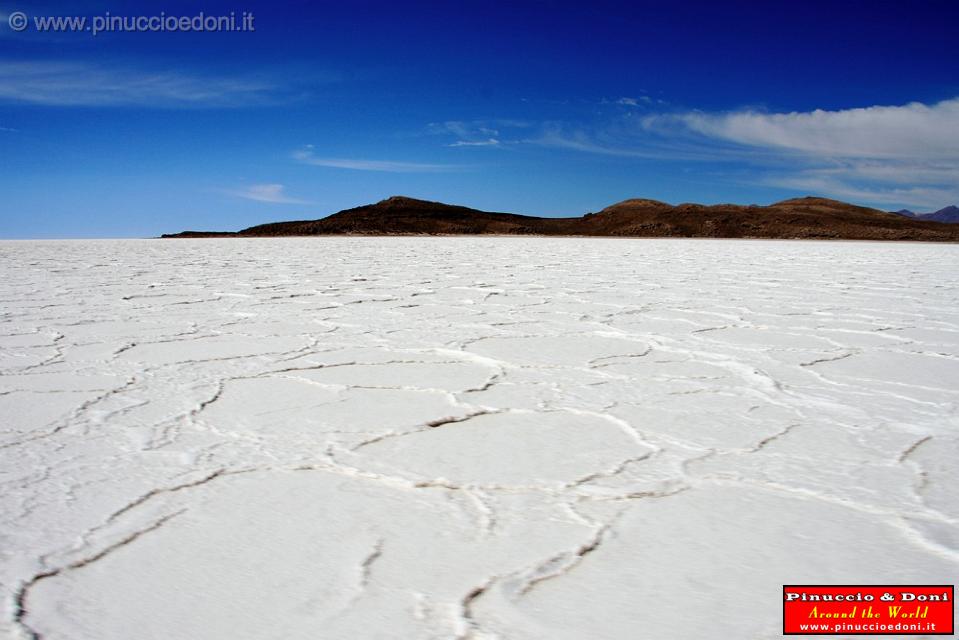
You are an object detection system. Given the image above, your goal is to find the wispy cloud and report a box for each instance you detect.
[528,122,746,161]
[613,96,652,107]
[448,138,500,147]
[427,119,530,148]
[224,184,312,204]
[531,127,660,157]
[0,125,18,132]
[0,61,305,107]
[293,146,461,172]
[429,120,501,138]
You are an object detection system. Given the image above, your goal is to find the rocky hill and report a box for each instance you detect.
[163,195,959,241]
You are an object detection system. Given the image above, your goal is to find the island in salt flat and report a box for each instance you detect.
[164,195,959,241]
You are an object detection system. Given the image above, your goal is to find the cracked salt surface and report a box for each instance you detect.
[0,237,957,639]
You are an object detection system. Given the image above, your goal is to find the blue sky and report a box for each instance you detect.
[1,0,957,237]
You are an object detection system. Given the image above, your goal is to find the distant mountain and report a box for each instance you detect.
[925,205,959,223]
[891,205,959,223]
[164,195,959,242]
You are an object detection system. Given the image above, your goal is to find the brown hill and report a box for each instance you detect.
[163,195,959,241]
[236,196,570,236]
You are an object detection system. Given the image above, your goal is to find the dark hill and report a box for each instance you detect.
[237,196,573,236]
[163,195,959,241]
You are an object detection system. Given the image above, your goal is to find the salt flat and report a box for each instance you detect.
[1,237,957,639]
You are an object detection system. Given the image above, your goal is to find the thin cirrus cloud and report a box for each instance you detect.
[427,119,532,148]
[531,127,665,158]
[224,184,312,205]
[428,120,502,138]
[293,146,462,172]
[0,61,308,107]
[612,96,653,107]
[447,138,500,147]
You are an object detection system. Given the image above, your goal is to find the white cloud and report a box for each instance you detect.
[0,61,292,107]
[293,146,460,172]
[647,99,959,208]
[225,184,311,204]
[651,98,959,160]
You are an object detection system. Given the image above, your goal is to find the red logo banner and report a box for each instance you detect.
[783,585,954,635]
